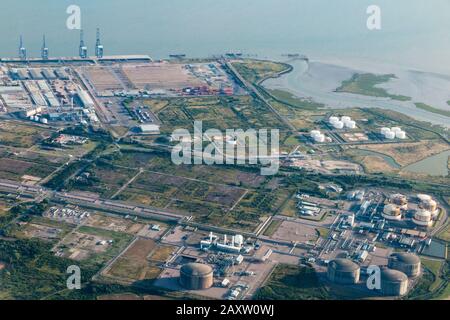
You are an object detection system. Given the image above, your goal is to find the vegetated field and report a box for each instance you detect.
[0,121,54,148]
[10,216,74,242]
[68,149,292,232]
[414,102,450,118]
[265,93,325,131]
[0,239,99,300]
[155,95,288,134]
[254,264,334,300]
[140,99,170,113]
[0,199,11,217]
[104,238,173,285]
[344,150,399,174]
[407,258,449,300]
[232,59,291,84]
[69,160,140,198]
[355,140,450,167]
[336,73,411,101]
[262,219,282,237]
[437,224,450,242]
[0,148,67,183]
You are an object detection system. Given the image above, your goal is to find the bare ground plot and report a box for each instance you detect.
[104,238,176,284]
[53,226,133,264]
[13,223,64,241]
[121,63,204,90]
[271,221,319,243]
[85,214,145,234]
[356,140,449,167]
[81,66,125,93]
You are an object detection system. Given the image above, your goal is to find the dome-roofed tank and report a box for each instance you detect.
[413,209,432,227]
[382,204,402,221]
[180,263,214,290]
[380,268,409,296]
[420,199,438,215]
[390,194,408,206]
[388,253,421,278]
[327,258,360,284]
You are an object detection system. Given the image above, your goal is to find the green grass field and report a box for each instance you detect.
[336,73,411,101]
[414,102,450,118]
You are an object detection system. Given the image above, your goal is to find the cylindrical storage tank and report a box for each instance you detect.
[310,130,321,137]
[314,134,325,143]
[390,194,408,206]
[329,116,339,124]
[380,127,391,135]
[341,116,351,123]
[417,194,432,202]
[388,253,421,278]
[333,121,344,129]
[396,131,406,139]
[384,131,396,140]
[327,258,360,284]
[380,268,409,296]
[180,263,214,290]
[413,209,432,227]
[420,199,438,216]
[391,127,402,134]
[382,204,402,221]
[345,120,356,129]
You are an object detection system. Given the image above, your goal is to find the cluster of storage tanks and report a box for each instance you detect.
[381,193,439,227]
[413,194,439,227]
[28,115,48,124]
[310,130,328,143]
[382,194,408,221]
[327,253,421,296]
[329,116,356,129]
[380,127,407,140]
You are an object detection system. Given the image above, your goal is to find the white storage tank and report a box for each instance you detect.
[384,131,396,140]
[333,121,344,129]
[382,204,402,221]
[329,116,339,124]
[314,134,326,143]
[417,194,432,202]
[396,131,406,139]
[345,120,357,129]
[380,127,391,135]
[413,209,432,227]
[341,116,352,123]
[310,130,321,137]
[391,127,402,134]
[420,199,438,214]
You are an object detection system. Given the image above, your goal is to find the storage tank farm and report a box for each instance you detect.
[380,127,407,140]
[327,258,360,284]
